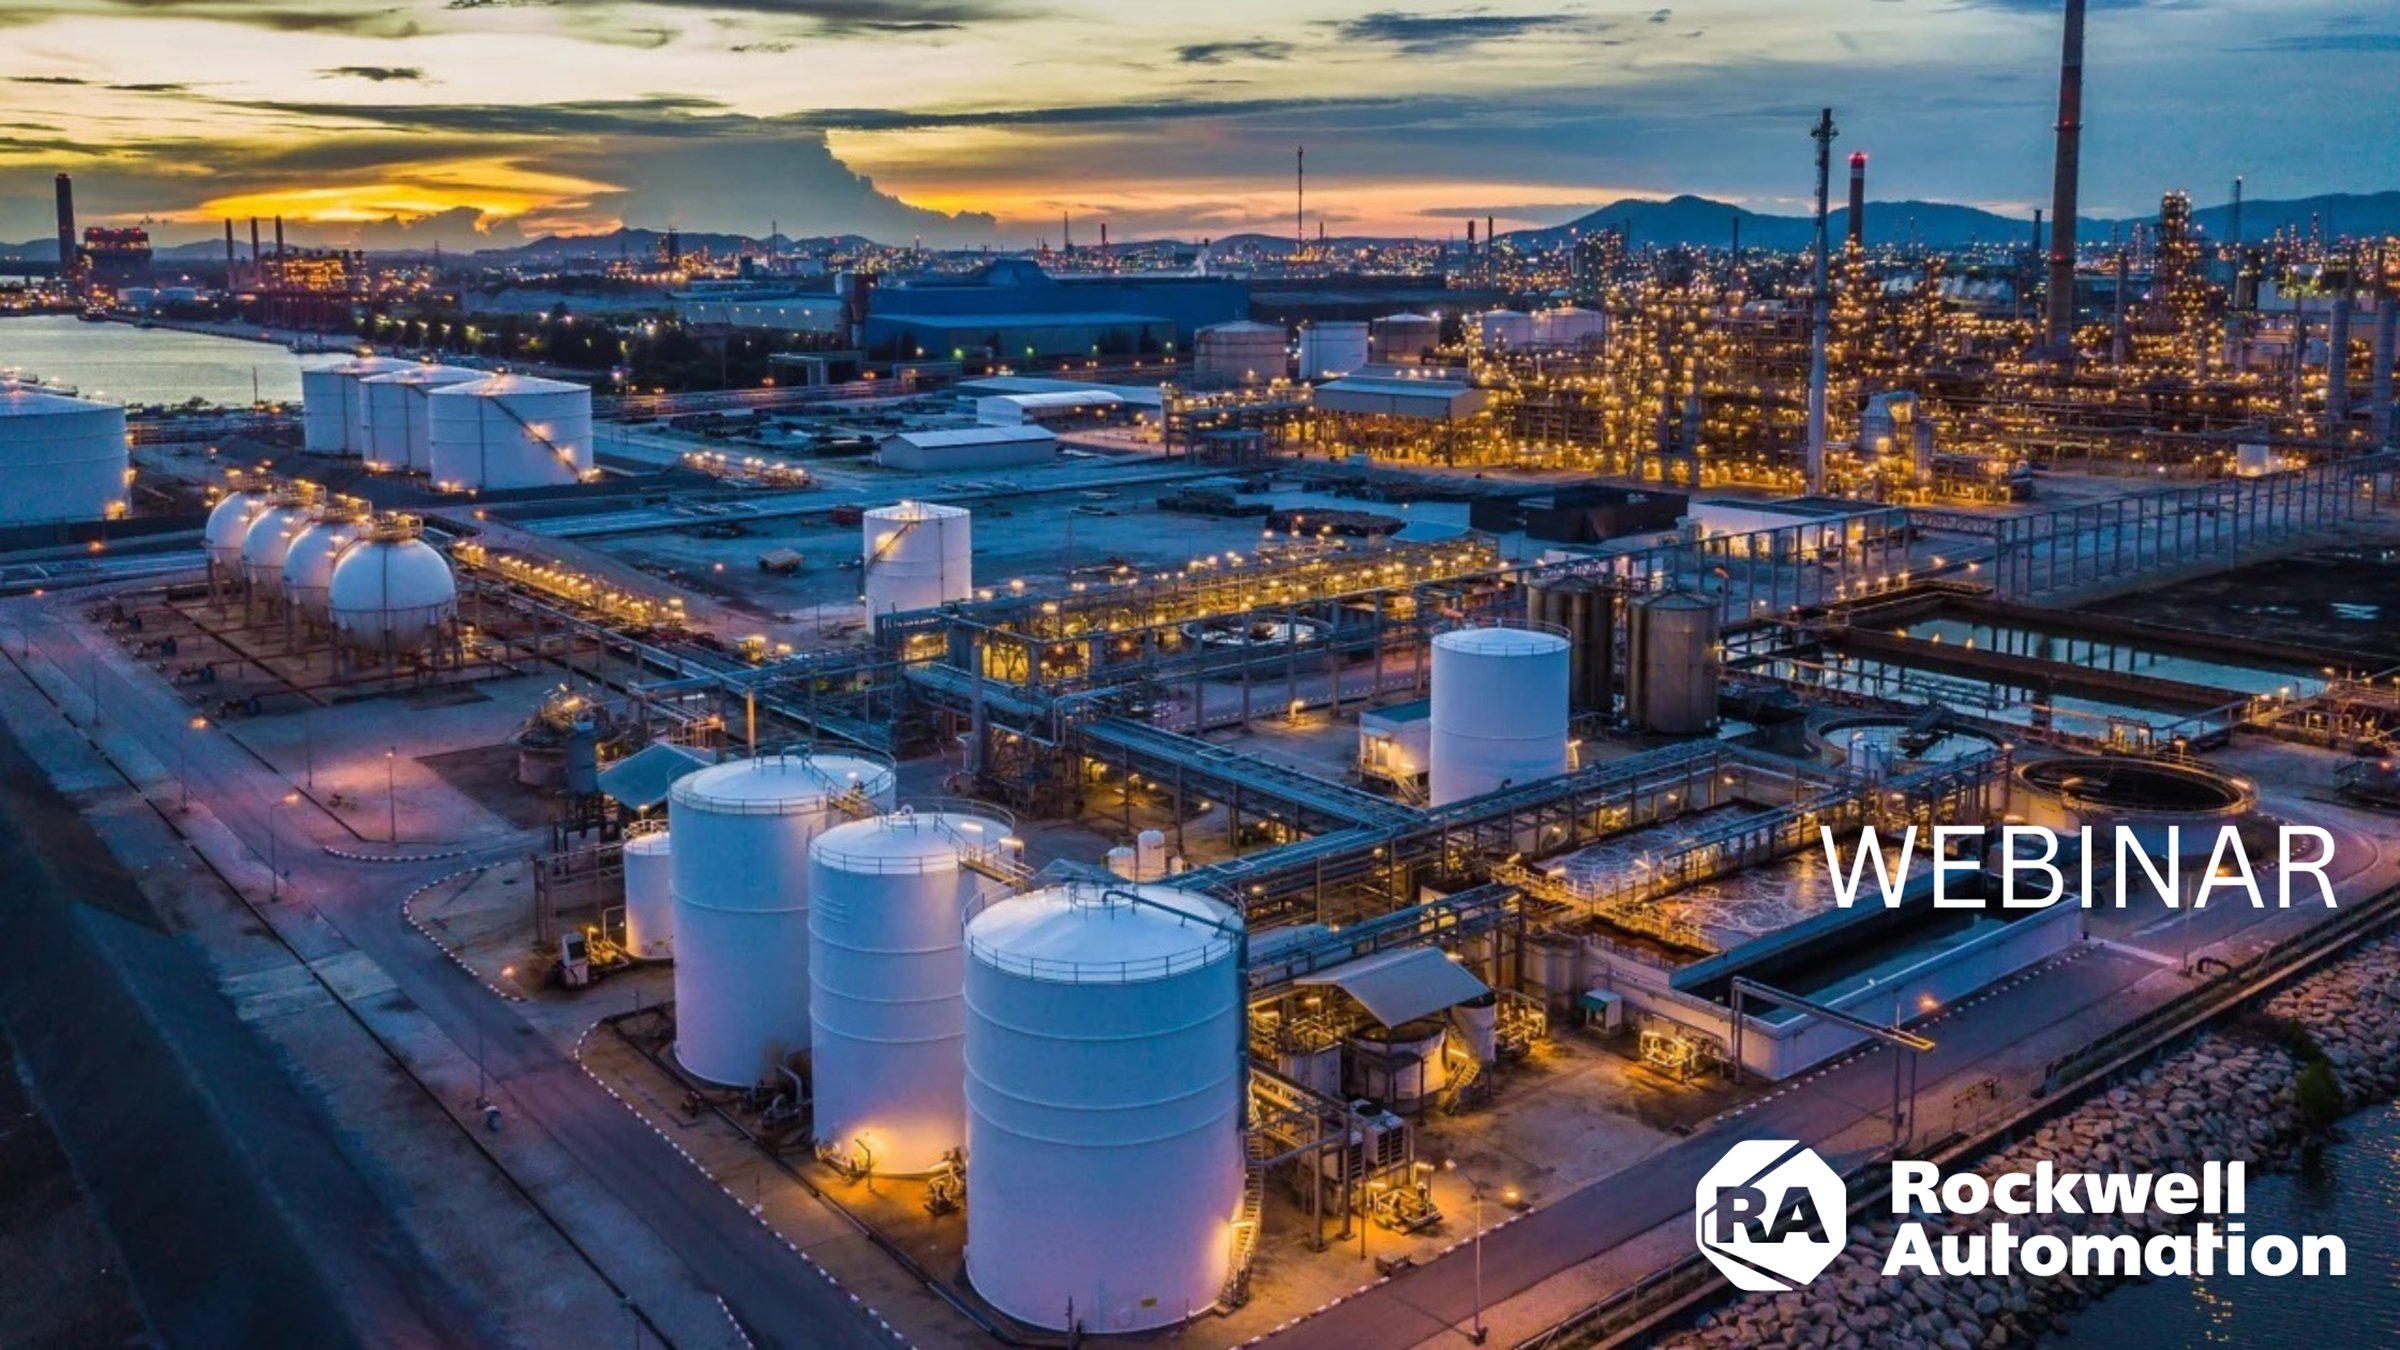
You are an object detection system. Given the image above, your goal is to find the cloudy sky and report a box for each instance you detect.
[2,0,2393,249]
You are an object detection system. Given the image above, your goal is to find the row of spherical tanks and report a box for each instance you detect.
[624,752,1246,1335]
[202,481,458,656]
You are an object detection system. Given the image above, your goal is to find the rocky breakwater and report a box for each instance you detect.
[1670,936,2400,1350]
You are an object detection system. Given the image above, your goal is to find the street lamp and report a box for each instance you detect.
[181,715,206,811]
[269,790,298,899]
[386,746,398,844]
[1443,1160,1492,1344]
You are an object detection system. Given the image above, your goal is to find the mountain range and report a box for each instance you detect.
[1505,191,2400,252]
[7,191,2394,264]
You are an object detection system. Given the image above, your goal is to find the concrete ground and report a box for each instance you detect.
[0,1027,147,1349]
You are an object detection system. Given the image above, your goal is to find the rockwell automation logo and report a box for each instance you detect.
[1694,1140,1847,1292]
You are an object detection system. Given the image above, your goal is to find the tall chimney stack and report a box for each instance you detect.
[1486,215,1495,254]
[2229,175,2244,250]
[274,215,286,258]
[53,173,77,280]
[1467,219,1477,254]
[2045,0,2087,347]
[1295,145,1305,255]
[224,219,236,279]
[1806,107,1838,496]
[1847,152,1867,249]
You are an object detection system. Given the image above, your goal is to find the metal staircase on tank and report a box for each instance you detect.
[1219,1130,1272,1311]
[1436,1052,1483,1116]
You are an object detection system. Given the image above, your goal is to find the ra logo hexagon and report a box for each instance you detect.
[1694,1139,1847,1292]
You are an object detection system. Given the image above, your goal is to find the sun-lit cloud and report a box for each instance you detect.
[0,0,2391,247]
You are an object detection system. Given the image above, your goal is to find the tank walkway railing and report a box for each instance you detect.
[1491,859,1711,953]
[1078,716,1427,833]
[1244,881,1519,996]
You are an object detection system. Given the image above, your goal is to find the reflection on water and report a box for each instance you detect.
[0,314,346,407]
[1896,616,2328,700]
[2057,1103,2400,1345]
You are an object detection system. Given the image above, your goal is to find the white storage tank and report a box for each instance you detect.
[239,491,321,603]
[669,752,898,1087]
[1429,625,1571,806]
[1296,321,1371,380]
[1369,312,1442,364]
[622,826,674,960]
[1531,306,1605,347]
[302,356,414,456]
[862,501,971,617]
[426,374,594,491]
[1474,309,1534,350]
[1193,320,1288,387]
[204,489,265,584]
[358,365,484,471]
[280,508,367,626]
[326,514,458,656]
[808,806,1010,1175]
[0,385,128,526]
[964,881,1244,1332]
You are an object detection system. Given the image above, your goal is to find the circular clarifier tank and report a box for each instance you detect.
[2014,755,2257,858]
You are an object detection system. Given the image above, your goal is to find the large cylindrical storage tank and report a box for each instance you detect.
[425,375,594,491]
[964,881,1243,1333]
[326,515,458,656]
[808,807,1010,1175]
[1531,306,1605,347]
[669,753,898,1087]
[1369,313,1441,364]
[862,501,971,617]
[1626,590,1721,735]
[280,510,366,626]
[358,365,484,471]
[0,386,128,526]
[622,827,674,960]
[1296,321,1371,380]
[240,495,319,603]
[1429,626,1571,806]
[1474,309,1534,350]
[1192,321,1288,387]
[302,356,414,456]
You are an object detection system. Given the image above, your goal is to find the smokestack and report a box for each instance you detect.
[2045,0,2087,346]
[2230,175,2244,250]
[224,219,236,279]
[1486,215,1495,254]
[1467,219,1477,254]
[1806,107,1837,496]
[249,217,260,269]
[1848,152,1867,248]
[53,173,76,280]
[1295,145,1305,255]
[274,216,286,258]
[1730,215,1741,262]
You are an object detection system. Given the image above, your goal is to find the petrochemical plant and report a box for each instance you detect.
[6,7,2400,1347]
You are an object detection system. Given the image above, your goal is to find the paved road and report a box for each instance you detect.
[13,598,902,1350]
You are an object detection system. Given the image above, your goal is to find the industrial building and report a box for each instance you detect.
[876,425,1057,472]
[861,259,1247,361]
